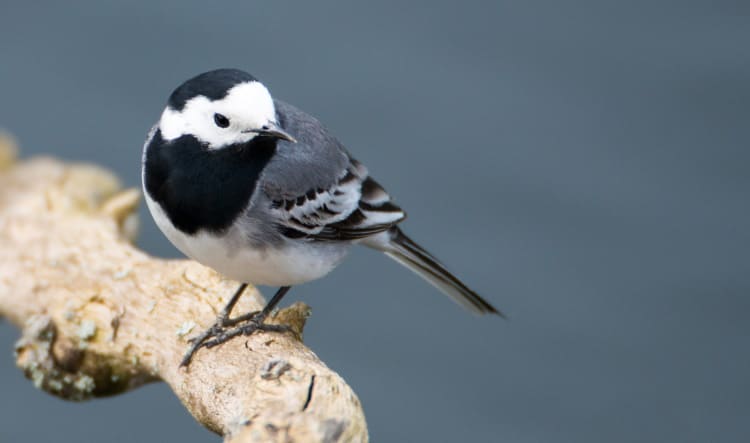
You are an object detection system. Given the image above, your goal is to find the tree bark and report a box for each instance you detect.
[0,134,368,443]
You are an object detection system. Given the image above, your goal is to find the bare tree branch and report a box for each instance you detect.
[0,134,368,443]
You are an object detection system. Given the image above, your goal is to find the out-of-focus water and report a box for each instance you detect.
[1,1,748,442]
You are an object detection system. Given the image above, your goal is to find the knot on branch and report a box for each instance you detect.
[14,314,146,400]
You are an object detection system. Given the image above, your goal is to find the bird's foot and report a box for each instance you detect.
[180,312,290,367]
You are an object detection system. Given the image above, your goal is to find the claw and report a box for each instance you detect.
[179,313,290,367]
[179,285,293,368]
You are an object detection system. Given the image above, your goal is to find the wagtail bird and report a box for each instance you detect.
[141,69,501,366]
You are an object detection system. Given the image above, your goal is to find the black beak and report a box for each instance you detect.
[243,122,297,143]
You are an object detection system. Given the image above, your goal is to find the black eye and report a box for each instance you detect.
[213,113,230,128]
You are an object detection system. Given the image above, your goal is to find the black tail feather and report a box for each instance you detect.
[385,228,503,317]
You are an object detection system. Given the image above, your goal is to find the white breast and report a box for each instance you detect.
[143,192,350,286]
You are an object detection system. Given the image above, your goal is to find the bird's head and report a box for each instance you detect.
[157,69,296,149]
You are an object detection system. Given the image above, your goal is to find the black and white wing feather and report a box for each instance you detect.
[266,158,406,241]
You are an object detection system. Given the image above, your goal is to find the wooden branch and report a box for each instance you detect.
[0,133,368,443]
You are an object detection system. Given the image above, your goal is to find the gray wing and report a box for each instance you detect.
[260,100,406,240]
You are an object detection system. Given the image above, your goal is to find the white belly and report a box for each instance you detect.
[144,193,349,286]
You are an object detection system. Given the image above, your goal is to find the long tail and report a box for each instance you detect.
[364,227,503,316]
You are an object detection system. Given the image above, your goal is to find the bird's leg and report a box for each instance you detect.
[201,286,292,349]
[180,285,292,367]
[180,283,248,366]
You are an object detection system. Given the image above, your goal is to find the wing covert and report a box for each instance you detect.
[267,159,406,241]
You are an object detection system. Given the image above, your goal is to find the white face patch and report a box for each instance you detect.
[158,81,277,149]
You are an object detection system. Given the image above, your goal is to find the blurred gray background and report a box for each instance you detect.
[1,1,748,442]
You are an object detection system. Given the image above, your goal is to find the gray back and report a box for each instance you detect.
[260,100,353,200]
